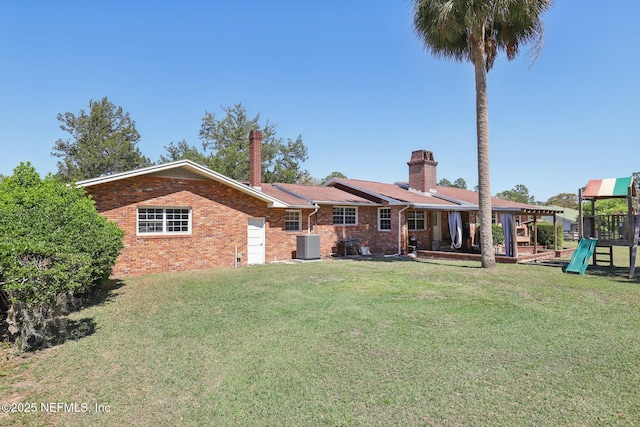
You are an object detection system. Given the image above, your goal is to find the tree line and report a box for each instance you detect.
[55,96,612,207]
[51,97,346,186]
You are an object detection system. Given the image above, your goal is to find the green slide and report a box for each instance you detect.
[566,238,598,275]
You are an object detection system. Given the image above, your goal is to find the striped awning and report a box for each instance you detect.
[583,177,634,198]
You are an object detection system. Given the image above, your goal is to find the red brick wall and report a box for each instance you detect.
[85,176,431,276]
[85,176,309,276]
[312,205,407,256]
[264,207,317,262]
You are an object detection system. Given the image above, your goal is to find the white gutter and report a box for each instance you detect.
[398,205,412,255]
[308,204,319,234]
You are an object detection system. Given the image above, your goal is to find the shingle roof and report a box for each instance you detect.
[75,159,288,208]
[75,159,563,214]
[261,183,379,206]
[259,184,310,206]
[328,178,459,208]
[434,185,562,213]
[326,179,562,214]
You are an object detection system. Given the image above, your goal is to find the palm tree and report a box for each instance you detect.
[413,0,552,268]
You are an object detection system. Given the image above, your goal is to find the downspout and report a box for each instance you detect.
[308,204,319,234]
[398,205,411,255]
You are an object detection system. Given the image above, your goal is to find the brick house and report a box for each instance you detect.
[78,132,560,276]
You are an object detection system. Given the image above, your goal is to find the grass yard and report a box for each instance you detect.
[1,257,639,426]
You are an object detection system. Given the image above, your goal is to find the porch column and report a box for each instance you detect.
[628,186,634,269]
[533,215,538,254]
[512,212,519,258]
[553,212,558,251]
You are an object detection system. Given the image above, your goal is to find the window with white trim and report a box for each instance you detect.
[408,210,425,230]
[285,210,301,231]
[333,206,357,225]
[378,208,391,231]
[138,207,191,235]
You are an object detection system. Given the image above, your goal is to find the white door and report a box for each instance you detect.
[433,212,442,241]
[247,217,265,265]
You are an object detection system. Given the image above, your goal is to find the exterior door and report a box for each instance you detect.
[247,217,266,265]
[433,212,442,243]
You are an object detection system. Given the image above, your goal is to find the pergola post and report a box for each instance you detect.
[553,212,558,251]
[513,212,519,258]
[628,186,634,267]
[533,215,538,254]
[578,188,584,239]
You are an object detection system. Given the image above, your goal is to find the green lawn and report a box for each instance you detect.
[1,258,639,426]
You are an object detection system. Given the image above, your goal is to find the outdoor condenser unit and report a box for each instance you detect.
[296,235,321,260]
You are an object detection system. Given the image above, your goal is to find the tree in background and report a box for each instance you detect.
[52,97,150,182]
[496,184,535,204]
[439,178,467,189]
[0,163,124,350]
[453,178,467,189]
[582,199,628,216]
[546,193,578,209]
[413,0,553,268]
[161,103,309,184]
[160,139,210,166]
[321,171,348,185]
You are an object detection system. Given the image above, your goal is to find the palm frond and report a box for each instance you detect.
[413,0,553,69]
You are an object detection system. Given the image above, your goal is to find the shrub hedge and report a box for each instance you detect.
[536,222,564,249]
[0,163,124,350]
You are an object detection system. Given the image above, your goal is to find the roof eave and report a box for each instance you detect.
[76,160,288,208]
[312,200,383,207]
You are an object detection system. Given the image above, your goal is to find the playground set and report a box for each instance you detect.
[566,177,640,278]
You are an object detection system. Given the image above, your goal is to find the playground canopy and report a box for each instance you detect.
[583,177,636,199]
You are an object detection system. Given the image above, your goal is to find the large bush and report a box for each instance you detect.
[536,222,564,249]
[492,224,505,245]
[0,163,124,350]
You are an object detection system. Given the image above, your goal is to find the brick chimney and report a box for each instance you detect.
[407,150,438,193]
[249,130,262,189]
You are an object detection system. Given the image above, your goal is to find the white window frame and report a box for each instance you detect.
[333,206,358,226]
[285,210,302,231]
[137,207,192,236]
[408,210,426,231]
[378,207,391,231]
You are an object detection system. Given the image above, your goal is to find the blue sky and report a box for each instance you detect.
[1,1,638,202]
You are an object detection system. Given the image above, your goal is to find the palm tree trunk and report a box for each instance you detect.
[471,31,496,268]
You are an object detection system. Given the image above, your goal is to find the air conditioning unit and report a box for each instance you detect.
[296,235,321,260]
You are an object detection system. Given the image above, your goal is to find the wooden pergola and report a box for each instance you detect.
[499,206,563,259]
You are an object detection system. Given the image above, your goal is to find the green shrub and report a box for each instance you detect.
[492,224,505,245]
[536,222,564,249]
[0,163,124,350]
